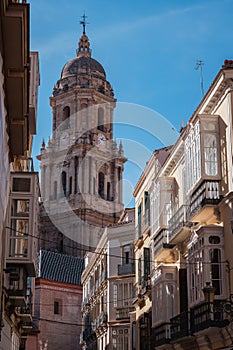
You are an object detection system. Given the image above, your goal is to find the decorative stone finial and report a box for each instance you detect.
[119,140,124,156]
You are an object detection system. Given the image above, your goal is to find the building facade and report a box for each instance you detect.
[38,23,126,257]
[34,250,84,350]
[132,148,171,350]
[133,60,233,350]
[80,209,135,350]
[0,1,40,349]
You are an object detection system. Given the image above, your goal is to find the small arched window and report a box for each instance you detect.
[63,106,70,120]
[98,107,104,131]
[74,157,79,194]
[69,176,72,196]
[62,106,70,128]
[98,172,105,199]
[54,181,57,200]
[62,171,67,196]
[107,182,111,201]
[80,103,88,130]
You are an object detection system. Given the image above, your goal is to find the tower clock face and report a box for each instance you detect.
[98,133,106,144]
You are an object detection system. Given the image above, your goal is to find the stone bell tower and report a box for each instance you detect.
[38,18,127,256]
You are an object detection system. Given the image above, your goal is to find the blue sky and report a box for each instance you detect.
[30,0,233,206]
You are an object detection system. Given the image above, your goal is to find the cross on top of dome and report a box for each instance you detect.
[80,13,89,35]
[77,13,91,57]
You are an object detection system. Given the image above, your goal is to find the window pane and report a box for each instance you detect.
[12,178,31,192]
[204,134,218,176]
[185,121,201,191]
[11,199,30,216]
[54,301,59,314]
[143,248,150,277]
[124,284,128,306]
[9,216,29,258]
[9,238,28,258]
[210,248,221,295]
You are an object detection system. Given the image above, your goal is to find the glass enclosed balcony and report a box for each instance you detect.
[5,172,39,277]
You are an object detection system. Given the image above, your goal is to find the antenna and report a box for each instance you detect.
[80,13,89,35]
[195,60,204,97]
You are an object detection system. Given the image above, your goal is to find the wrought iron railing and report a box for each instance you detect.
[116,306,134,320]
[153,229,168,257]
[168,205,189,241]
[133,282,141,299]
[118,263,135,275]
[95,312,108,329]
[170,300,229,341]
[189,180,221,219]
[82,327,92,341]
[152,323,170,346]
[190,300,228,333]
[170,311,189,340]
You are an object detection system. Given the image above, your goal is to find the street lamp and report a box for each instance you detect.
[202,282,215,303]
[202,282,215,321]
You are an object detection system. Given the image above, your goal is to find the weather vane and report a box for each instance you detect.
[80,13,89,35]
[195,60,204,97]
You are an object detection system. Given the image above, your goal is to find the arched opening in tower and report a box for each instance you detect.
[62,171,67,196]
[62,106,70,129]
[98,172,105,199]
[98,107,104,132]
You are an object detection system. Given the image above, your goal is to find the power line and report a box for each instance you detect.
[34,295,135,307]
[33,317,82,327]
[5,226,229,267]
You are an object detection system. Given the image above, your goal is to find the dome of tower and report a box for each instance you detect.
[53,25,114,98]
[61,55,106,79]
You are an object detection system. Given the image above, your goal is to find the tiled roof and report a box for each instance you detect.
[37,250,84,285]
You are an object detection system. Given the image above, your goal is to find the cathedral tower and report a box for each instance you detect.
[38,19,127,256]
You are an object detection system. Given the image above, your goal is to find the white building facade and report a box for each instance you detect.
[81,209,135,350]
[148,60,233,349]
